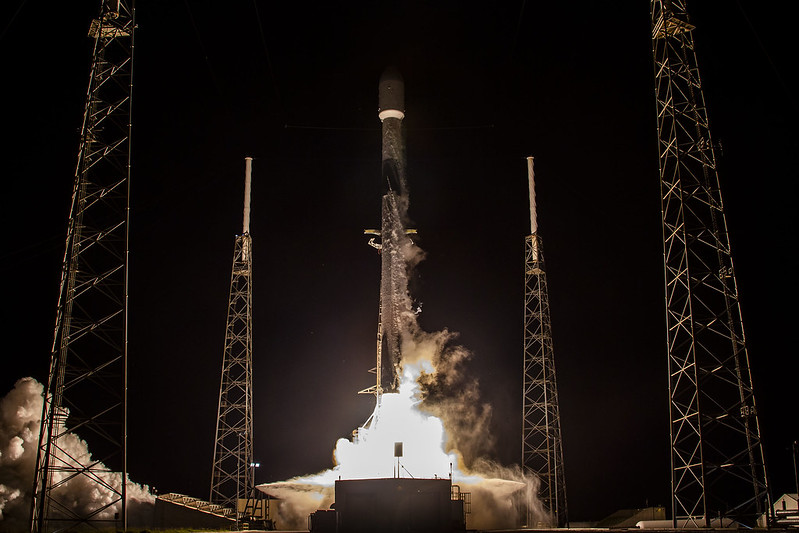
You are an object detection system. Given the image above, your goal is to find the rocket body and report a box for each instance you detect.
[377,67,411,394]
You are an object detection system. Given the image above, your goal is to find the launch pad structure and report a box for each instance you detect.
[651,0,771,527]
[309,478,467,533]
[522,157,569,528]
[210,158,257,522]
[30,2,135,532]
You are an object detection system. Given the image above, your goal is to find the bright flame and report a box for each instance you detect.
[266,360,460,488]
[334,364,458,480]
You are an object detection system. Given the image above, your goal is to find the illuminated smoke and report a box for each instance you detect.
[0,377,155,530]
[413,329,494,469]
[0,378,40,529]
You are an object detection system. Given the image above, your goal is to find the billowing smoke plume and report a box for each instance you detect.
[411,329,494,469]
[461,458,551,529]
[0,378,40,529]
[402,327,549,529]
[0,378,155,530]
[259,481,335,530]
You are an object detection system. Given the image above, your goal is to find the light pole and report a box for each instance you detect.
[793,442,798,499]
[250,462,260,488]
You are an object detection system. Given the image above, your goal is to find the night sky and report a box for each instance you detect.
[2,0,796,523]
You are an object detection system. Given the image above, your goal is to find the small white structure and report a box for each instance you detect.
[759,493,799,528]
[636,517,737,529]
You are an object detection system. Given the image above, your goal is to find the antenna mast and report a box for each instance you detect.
[31,2,135,531]
[210,158,255,520]
[521,157,568,527]
[651,1,771,526]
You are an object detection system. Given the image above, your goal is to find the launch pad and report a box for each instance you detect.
[309,478,468,533]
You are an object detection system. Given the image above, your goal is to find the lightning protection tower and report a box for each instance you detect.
[651,1,771,527]
[210,158,255,519]
[30,2,135,532]
[521,157,568,528]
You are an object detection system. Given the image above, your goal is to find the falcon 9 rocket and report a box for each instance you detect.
[366,67,416,397]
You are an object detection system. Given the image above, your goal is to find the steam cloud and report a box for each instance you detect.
[0,378,155,531]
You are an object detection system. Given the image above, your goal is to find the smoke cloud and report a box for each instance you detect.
[0,378,40,529]
[260,480,335,529]
[410,329,495,469]
[460,458,551,529]
[0,378,155,531]
[404,328,549,528]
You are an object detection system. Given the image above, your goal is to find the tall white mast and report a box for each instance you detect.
[243,156,252,234]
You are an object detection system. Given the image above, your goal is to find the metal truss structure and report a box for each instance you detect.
[521,158,567,528]
[30,2,135,532]
[651,1,771,526]
[210,159,255,518]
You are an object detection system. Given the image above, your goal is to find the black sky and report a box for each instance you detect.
[1,0,796,523]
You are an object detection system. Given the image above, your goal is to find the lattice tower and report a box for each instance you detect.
[210,158,255,518]
[30,2,135,531]
[521,157,568,527]
[651,1,771,526]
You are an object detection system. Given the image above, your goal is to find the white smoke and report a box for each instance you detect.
[405,327,550,529]
[258,481,335,529]
[412,328,495,469]
[460,458,551,529]
[0,378,40,529]
[0,378,155,530]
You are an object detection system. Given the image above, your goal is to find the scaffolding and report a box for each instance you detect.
[651,0,771,526]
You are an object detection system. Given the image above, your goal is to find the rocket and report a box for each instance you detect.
[363,67,412,397]
[378,67,406,196]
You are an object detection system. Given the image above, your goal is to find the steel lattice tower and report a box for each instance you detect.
[210,158,255,517]
[521,157,568,528]
[30,2,135,531]
[651,1,771,527]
